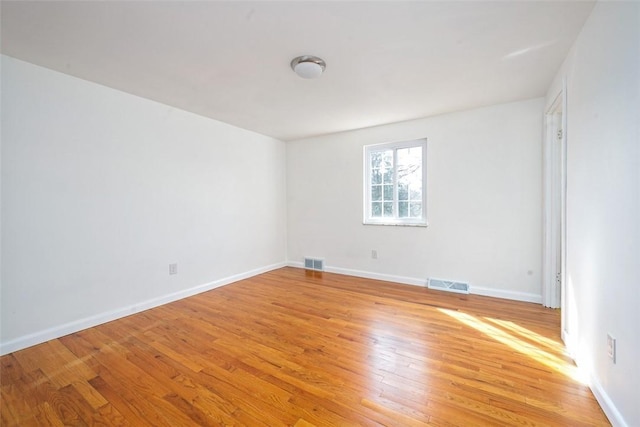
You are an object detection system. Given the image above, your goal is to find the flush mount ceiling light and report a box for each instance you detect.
[291,55,326,79]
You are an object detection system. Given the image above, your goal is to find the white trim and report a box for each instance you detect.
[363,221,428,228]
[287,262,541,303]
[470,286,542,304]
[542,80,567,309]
[542,106,554,307]
[0,261,286,355]
[559,81,569,334]
[590,373,628,427]
[328,265,426,287]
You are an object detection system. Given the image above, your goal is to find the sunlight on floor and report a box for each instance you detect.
[484,317,566,354]
[438,308,588,384]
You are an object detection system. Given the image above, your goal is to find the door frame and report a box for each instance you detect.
[542,80,567,316]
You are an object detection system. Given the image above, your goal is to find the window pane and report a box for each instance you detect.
[383,184,393,201]
[399,201,409,217]
[410,184,422,201]
[371,185,382,201]
[383,169,393,184]
[371,152,382,168]
[372,202,382,217]
[372,170,382,185]
[382,151,393,169]
[383,202,393,217]
[398,146,422,167]
[397,147,422,189]
[410,202,422,217]
[398,183,408,201]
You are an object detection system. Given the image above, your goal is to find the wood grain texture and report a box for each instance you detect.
[0,267,610,426]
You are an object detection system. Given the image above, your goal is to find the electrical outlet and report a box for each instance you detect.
[169,263,178,275]
[607,333,616,363]
[371,250,378,259]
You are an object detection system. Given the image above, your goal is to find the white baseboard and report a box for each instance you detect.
[471,285,542,304]
[288,261,425,286]
[328,265,427,287]
[0,261,286,356]
[589,373,628,427]
[560,334,625,426]
[560,332,624,426]
[287,262,542,304]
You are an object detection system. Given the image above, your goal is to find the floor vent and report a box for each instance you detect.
[428,278,470,294]
[304,257,324,271]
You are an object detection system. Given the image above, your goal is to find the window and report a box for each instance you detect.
[364,139,427,226]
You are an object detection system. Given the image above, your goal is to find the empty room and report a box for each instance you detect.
[1,1,638,426]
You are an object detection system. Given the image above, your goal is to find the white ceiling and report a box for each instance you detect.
[1,1,594,141]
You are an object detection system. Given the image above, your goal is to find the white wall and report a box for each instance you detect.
[545,3,639,426]
[0,56,287,353]
[287,98,544,301]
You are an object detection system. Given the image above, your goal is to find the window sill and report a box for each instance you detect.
[363,220,429,227]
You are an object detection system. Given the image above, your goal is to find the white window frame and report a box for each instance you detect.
[363,138,428,226]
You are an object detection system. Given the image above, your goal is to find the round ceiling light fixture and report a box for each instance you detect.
[291,55,326,79]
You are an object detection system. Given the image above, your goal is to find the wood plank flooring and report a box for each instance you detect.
[1,267,610,426]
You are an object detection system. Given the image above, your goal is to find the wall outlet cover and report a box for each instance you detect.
[607,333,616,363]
[169,263,178,275]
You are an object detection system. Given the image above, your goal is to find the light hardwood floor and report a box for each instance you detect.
[1,267,609,426]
